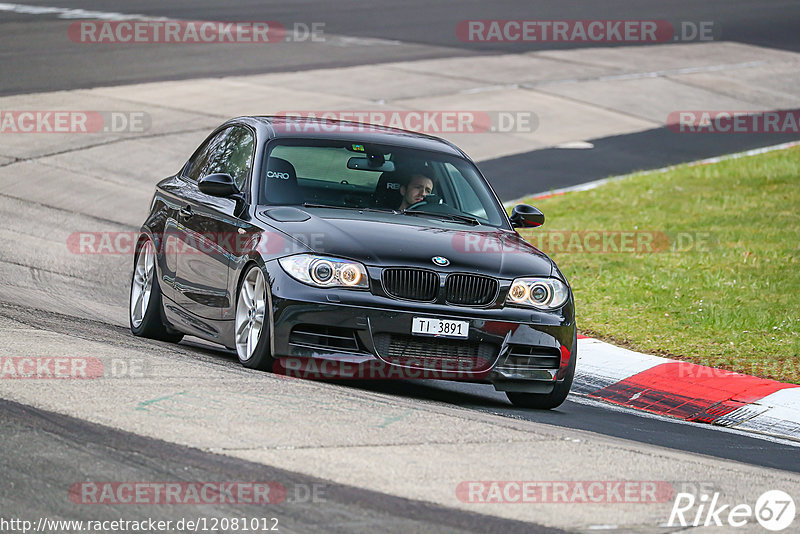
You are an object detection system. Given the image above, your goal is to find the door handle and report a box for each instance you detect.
[179,206,193,220]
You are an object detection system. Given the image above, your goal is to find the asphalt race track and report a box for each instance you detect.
[2,0,800,94]
[1,2,799,533]
[0,398,556,534]
[480,128,800,201]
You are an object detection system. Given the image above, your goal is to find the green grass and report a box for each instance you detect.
[515,146,800,384]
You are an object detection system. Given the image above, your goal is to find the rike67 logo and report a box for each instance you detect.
[668,490,796,531]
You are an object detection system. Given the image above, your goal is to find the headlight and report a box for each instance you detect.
[279,254,369,289]
[506,277,569,309]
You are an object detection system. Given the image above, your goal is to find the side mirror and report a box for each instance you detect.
[198,173,239,197]
[198,173,248,219]
[510,204,545,228]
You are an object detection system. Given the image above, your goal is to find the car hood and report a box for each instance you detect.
[256,209,553,279]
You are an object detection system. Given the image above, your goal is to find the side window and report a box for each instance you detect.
[183,127,255,190]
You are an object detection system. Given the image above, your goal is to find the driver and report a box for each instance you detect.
[398,173,434,210]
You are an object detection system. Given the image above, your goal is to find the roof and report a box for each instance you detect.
[228,115,467,158]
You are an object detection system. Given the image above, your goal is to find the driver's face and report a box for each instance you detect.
[401,175,433,208]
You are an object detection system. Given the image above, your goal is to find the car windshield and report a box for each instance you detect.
[259,139,508,227]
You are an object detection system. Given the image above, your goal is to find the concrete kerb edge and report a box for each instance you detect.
[573,336,800,443]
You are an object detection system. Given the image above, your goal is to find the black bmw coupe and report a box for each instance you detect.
[130,116,577,409]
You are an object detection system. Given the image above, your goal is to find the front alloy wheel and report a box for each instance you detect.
[506,331,577,410]
[235,265,274,370]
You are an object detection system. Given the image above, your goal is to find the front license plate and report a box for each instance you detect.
[411,317,469,339]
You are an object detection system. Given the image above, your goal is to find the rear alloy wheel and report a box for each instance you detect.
[235,265,274,370]
[130,238,183,342]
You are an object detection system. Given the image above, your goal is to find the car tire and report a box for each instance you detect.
[130,238,184,343]
[235,264,275,371]
[505,333,577,410]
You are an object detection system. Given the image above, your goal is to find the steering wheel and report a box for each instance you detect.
[405,196,463,216]
[406,194,441,211]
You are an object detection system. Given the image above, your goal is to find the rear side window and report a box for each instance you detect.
[184,126,255,190]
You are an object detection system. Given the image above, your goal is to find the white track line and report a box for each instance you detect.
[0,2,403,46]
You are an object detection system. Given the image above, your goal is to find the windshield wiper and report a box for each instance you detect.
[303,203,478,224]
[303,203,398,214]
[401,210,480,226]
[303,202,352,210]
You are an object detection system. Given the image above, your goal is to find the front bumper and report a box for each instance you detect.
[267,262,576,390]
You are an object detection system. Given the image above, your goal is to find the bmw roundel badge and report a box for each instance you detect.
[432,256,450,266]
